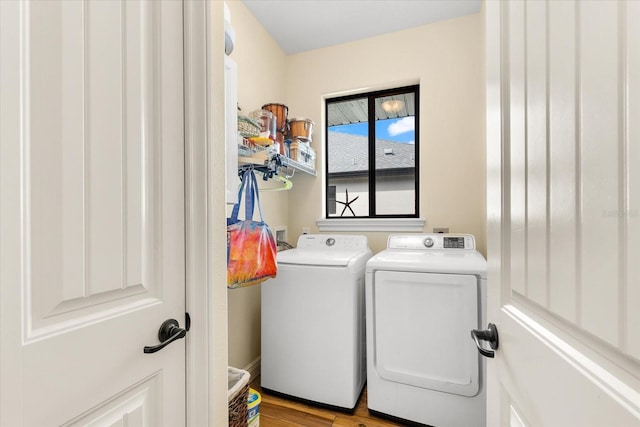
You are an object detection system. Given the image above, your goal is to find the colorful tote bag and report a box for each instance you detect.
[227,169,278,288]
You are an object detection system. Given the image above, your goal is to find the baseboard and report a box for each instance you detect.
[243,356,261,382]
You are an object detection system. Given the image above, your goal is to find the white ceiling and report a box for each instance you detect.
[240,0,482,55]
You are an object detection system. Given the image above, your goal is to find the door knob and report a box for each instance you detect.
[470,323,499,358]
[144,318,187,354]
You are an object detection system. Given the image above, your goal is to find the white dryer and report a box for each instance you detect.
[365,233,487,427]
[261,234,372,410]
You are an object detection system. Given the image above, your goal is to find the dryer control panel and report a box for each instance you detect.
[387,234,475,250]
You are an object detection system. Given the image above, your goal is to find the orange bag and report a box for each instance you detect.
[227,170,277,288]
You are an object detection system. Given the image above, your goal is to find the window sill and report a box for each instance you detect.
[316,218,425,232]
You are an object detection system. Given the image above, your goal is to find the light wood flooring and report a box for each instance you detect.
[249,376,404,427]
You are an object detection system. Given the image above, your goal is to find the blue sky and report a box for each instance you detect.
[329,117,415,144]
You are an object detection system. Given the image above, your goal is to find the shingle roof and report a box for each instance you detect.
[328,132,415,174]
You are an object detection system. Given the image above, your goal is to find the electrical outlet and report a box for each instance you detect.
[302,227,310,235]
[433,227,449,234]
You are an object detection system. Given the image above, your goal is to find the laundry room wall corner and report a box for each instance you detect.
[225,0,289,370]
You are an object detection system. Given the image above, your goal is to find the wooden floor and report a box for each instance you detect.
[249,376,404,427]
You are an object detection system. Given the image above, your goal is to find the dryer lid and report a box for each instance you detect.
[366,250,487,278]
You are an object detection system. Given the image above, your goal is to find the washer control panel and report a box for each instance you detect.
[296,234,369,250]
[388,234,475,250]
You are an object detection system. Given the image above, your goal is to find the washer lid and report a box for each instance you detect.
[277,248,370,266]
[277,234,371,266]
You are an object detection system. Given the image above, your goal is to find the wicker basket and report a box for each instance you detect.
[228,367,250,427]
[238,116,261,138]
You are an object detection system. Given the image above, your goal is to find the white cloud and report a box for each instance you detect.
[387,117,415,136]
[407,140,415,145]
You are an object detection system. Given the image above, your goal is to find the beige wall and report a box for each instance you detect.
[226,5,485,369]
[285,13,486,256]
[225,0,288,369]
[286,14,486,253]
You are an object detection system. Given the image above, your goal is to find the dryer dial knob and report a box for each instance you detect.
[424,237,434,248]
[326,237,336,246]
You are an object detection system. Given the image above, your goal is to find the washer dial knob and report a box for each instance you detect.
[424,237,434,248]
[326,237,336,246]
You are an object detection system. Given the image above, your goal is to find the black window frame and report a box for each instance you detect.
[324,85,420,219]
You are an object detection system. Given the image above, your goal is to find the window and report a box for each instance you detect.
[325,85,419,218]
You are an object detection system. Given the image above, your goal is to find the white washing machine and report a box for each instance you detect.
[261,234,372,410]
[365,233,487,427]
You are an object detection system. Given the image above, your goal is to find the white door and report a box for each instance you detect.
[0,1,186,425]
[486,1,640,426]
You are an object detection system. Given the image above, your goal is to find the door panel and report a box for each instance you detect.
[500,306,640,427]
[372,271,479,396]
[628,0,640,360]
[578,0,621,346]
[28,0,161,337]
[1,1,185,425]
[487,0,640,425]
[523,0,547,308]
[547,0,578,323]
[63,373,160,427]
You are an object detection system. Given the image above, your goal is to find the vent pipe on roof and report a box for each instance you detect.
[384,148,394,155]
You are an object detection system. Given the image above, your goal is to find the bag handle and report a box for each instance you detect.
[230,169,266,222]
[230,169,252,222]
[249,169,265,222]
[244,169,255,220]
